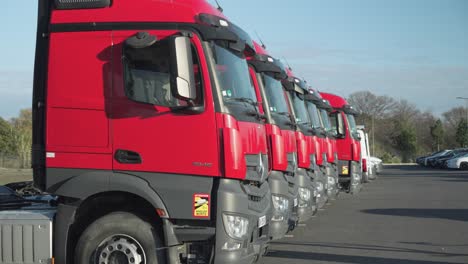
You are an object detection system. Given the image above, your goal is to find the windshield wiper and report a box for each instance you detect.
[225,97,258,107]
[275,111,291,117]
[225,97,266,122]
[272,111,297,129]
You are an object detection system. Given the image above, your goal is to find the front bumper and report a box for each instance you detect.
[295,168,315,223]
[314,166,328,209]
[267,170,291,240]
[214,179,272,264]
[284,173,299,230]
[362,171,369,183]
[350,161,362,195]
[325,162,340,199]
[446,162,459,169]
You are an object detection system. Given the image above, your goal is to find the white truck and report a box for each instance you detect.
[357,126,375,182]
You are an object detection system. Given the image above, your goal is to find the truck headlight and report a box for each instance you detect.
[298,187,311,201]
[315,182,324,192]
[353,173,361,181]
[272,195,289,212]
[328,176,335,186]
[223,214,249,239]
[352,173,361,185]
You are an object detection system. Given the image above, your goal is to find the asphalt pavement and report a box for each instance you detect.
[260,165,468,264]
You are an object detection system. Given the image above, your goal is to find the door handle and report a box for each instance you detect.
[114,149,142,164]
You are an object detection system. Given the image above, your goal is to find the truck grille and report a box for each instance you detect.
[244,182,270,213]
[245,154,268,183]
[285,153,296,173]
[284,174,296,196]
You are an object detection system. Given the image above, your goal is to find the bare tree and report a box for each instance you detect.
[443,107,466,129]
[348,91,397,118]
[442,107,466,148]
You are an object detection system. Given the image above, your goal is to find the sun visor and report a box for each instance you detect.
[197,14,255,55]
[249,55,287,79]
[342,104,359,115]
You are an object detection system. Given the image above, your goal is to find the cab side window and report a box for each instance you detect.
[122,38,203,107]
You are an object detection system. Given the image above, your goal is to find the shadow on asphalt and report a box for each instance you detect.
[269,241,468,258]
[265,250,464,264]
[362,208,468,222]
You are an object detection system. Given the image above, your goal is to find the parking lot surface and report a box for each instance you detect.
[261,165,468,264]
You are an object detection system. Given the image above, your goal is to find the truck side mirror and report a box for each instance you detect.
[335,113,346,138]
[169,36,196,101]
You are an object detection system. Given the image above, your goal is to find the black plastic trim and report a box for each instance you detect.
[54,0,111,10]
[32,0,52,191]
[54,203,78,264]
[49,22,248,53]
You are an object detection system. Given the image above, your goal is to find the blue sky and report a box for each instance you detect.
[1,0,467,118]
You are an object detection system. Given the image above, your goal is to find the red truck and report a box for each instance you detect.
[304,90,340,200]
[320,93,362,194]
[279,72,327,212]
[248,43,316,239]
[4,0,273,263]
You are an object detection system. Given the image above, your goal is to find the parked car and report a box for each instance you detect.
[418,150,451,166]
[436,152,468,168]
[369,157,383,175]
[427,149,468,167]
[446,152,468,170]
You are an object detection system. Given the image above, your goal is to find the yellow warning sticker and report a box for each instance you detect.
[342,166,349,175]
[193,193,210,218]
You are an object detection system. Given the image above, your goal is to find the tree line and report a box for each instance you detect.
[1,98,468,166]
[348,91,468,163]
[0,109,32,168]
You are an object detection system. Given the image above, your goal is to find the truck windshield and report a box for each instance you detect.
[306,101,322,128]
[212,43,257,103]
[262,74,289,114]
[347,114,358,134]
[291,91,310,125]
[320,109,332,131]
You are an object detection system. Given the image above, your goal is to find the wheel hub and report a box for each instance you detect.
[97,235,146,264]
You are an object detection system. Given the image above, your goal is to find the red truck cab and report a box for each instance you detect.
[320,92,362,194]
[248,42,315,238]
[32,1,271,263]
[281,73,323,215]
[304,90,340,201]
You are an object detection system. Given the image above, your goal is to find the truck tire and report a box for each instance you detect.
[74,211,165,264]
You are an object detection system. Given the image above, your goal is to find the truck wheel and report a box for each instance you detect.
[75,212,165,264]
[461,162,468,170]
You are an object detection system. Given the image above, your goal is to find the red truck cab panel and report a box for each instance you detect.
[296,131,310,168]
[216,113,268,179]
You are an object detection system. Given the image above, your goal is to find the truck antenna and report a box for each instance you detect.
[283,57,292,70]
[214,0,223,12]
[255,31,267,49]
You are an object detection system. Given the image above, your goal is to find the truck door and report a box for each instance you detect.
[111,30,219,177]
